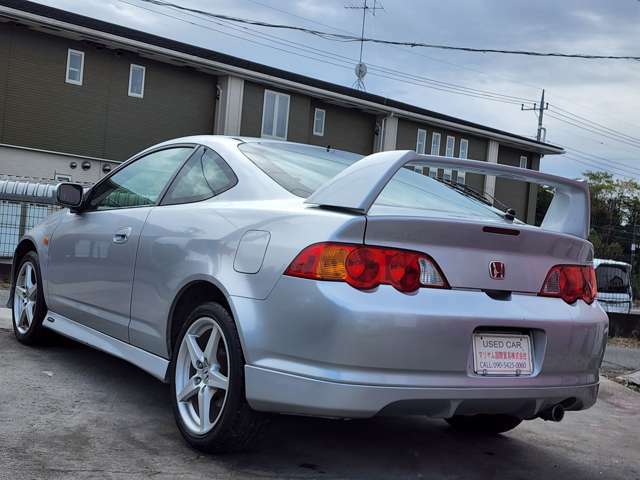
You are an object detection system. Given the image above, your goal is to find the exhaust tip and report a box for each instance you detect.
[540,404,565,422]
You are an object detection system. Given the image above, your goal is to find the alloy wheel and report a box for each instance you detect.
[13,262,38,335]
[175,317,230,435]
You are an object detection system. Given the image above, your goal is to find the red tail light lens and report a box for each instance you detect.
[539,265,597,304]
[284,242,448,293]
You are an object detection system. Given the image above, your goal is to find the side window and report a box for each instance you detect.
[163,148,237,205]
[89,147,193,210]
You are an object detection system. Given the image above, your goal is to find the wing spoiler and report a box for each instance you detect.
[304,150,591,239]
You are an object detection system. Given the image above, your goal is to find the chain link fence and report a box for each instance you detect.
[0,180,60,259]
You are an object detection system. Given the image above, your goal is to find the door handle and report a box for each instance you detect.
[113,227,132,244]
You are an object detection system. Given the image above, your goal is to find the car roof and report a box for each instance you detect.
[594,258,632,268]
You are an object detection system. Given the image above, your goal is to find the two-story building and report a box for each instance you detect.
[0,0,564,223]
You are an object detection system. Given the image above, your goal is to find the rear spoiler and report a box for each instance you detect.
[305,150,591,239]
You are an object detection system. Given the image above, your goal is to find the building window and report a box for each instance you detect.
[431,132,441,155]
[445,135,455,157]
[457,139,469,185]
[128,64,146,98]
[520,155,528,169]
[65,49,84,85]
[416,129,427,154]
[261,90,290,140]
[443,136,455,181]
[313,108,325,136]
[459,139,469,159]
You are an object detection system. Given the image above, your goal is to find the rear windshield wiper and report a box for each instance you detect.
[435,177,516,219]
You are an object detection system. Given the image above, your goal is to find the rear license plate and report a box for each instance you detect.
[473,333,533,376]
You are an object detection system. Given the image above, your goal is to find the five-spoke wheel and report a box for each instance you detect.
[175,317,230,435]
[13,261,38,335]
[170,302,266,453]
[11,251,46,344]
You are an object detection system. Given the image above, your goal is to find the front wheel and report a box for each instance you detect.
[445,414,522,434]
[170,302,266,453]
[11,251,47,345]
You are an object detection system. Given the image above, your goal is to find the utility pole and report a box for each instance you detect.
[521,89,549,142]
[345,0,384,91]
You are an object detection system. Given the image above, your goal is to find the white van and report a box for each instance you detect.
[594,259,633,314]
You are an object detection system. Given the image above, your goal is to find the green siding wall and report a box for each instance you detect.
[396,118,487,194]
[0,24,216,161]
[495,146,540,223]
[241,81,375,155]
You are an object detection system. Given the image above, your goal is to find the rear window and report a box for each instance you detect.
[239,141,503,219]
[596,265,630,293]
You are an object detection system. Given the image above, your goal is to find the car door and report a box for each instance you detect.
[128,147,239,357]
[47,145,196,341]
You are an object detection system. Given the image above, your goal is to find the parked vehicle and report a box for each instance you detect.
[594,259,633,314]
[9,136,608,453]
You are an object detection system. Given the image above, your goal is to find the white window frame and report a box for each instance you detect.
[261,89,290,140]
[313,108,325,136]
[443,135,456,181]
[457,138,469,185]
[445,135,456,157]
[459,139,469,160]
[416,128,427,154]
[128,64,146,98]
[519,155,528,169]
[430,132,441,155]
[65,49,84,86]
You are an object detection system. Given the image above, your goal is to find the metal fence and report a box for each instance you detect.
[0,180,60,258]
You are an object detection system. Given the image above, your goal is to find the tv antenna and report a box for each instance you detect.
[345,0,384,91]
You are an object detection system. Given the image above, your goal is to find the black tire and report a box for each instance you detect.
[445,414,522,434]
[11,250,47,345]
[170,302,266,453]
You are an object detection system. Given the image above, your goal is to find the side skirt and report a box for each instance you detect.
[44,311,169,382]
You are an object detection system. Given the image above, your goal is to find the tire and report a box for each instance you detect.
[445,414,522,434]
[170,302,266,453]
[11,250,47,345]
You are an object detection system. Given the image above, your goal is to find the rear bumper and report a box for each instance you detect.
[232,277,609,418]
[245,365,599,419]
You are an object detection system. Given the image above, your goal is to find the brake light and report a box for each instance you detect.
[539,265,597,304]
[284,242,448,293]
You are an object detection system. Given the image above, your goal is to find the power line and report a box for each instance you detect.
[117,0,535,107]
[133,0,640,61]
[549,106,640,145]
[546,113,640,150]
[566,146,640,173]
[210,14,532,103]
[564,154,640,178]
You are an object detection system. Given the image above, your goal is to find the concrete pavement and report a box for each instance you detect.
[603,345,640,374]
[0,323,639,479]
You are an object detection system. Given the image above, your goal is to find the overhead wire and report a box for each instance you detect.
[133,0,640,61]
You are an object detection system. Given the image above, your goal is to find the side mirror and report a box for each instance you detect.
[56,183,84,210]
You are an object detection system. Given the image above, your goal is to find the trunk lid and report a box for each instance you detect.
[365,206,593,293]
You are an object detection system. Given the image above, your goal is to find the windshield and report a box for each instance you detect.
[239,141,504,219]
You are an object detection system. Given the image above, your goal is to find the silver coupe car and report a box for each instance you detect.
[9,136,608,453]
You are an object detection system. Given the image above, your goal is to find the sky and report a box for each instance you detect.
[33,0,640,180]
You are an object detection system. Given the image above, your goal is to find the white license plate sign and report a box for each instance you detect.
[473,333,533,376]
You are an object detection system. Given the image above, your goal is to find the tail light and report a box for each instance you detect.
[539,265,597,304]
[284,242,448,293]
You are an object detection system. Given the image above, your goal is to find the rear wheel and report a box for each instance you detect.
[11,251,47,345]
[170,302,266,453]
[445,414,522,434]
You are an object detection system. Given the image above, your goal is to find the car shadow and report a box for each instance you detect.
[6,330,614,480]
